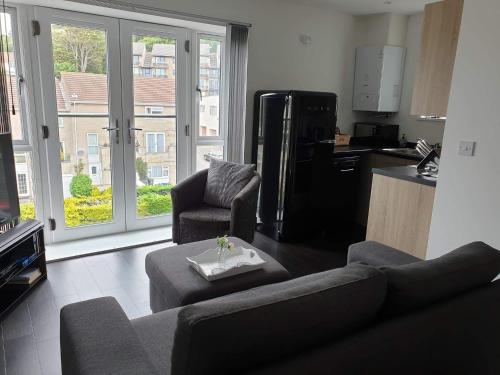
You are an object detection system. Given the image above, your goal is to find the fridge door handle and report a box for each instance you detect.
[277,94,292,234]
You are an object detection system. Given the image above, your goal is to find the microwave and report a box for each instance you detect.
[351,122,399,147]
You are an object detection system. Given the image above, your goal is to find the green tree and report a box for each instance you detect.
[52,25,106,75]
[135,157,148,182]
[133,35,175,52]
[70,175,93,197]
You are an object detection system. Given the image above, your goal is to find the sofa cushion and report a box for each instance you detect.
[178,205,231,243]
[170,263,387,375]
[203,158,255,208]
[380,241,500,316]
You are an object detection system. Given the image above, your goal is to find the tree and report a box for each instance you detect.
[133,35,175,52]
[135,157,148,182]
[52,25,106,75]
[70,175,93,197]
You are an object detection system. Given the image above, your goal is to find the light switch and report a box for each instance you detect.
[458,141,475,156]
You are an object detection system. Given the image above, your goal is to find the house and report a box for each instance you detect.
[0,0,499,374]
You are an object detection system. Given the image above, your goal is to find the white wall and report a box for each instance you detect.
[115,0,354,161]
[427,0,500,257]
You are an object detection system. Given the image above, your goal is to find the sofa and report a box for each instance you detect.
[60,241,500,375]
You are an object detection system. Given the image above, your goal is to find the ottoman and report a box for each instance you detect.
[145,237,290,312]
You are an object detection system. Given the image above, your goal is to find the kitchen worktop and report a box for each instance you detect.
[372,166,437,187]
[333,145,424,161]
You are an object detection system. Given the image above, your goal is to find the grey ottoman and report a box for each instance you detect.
[145,237,290,312]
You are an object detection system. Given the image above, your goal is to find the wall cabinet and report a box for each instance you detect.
[353,46,406,112]
[411,0,464,117]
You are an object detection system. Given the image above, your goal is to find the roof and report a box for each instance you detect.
[132,42,145,55]
[57,72,175,108]
[151,44,175,57]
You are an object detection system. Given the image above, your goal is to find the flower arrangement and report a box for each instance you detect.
[216,235,235,266]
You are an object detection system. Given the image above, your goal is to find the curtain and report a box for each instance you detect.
[226,24,249,164]
[0,24,10,134]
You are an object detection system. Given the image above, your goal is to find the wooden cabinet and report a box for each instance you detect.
[366,174,435,259]
[411,0,463,117]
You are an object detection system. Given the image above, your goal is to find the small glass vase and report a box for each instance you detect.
[217,246,227,268]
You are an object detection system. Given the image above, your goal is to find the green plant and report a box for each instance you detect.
[136,184,173,196]
[70,175,93,197]
[135,158,148,182]
[137,193,172,217]
[20,202,36,221]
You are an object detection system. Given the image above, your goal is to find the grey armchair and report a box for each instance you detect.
[171,168,261,244]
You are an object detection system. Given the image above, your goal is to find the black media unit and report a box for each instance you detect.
[0,220,46,320]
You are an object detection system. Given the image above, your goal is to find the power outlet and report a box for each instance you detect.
[458,141,475,157]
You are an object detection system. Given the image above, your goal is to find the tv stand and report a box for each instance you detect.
[0,220,46,320]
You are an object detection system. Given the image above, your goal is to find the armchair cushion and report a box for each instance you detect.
[179,205,231,243]
[203,159,255,208]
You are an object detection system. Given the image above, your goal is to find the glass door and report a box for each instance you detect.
[34,7,126,242]
[119,20,190,231]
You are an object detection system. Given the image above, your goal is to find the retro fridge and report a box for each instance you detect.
[252,91,338,241]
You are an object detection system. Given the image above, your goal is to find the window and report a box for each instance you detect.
[148,165,169,178]
[153,56,166,64]
[143,68,152,77]
[133,67,141,75]
[133,55,140,65]
[17,173,28,196]
[200,78,209,90]
[200,68,209,76]
[145,106,163,115]
[200,104,205,113]
[87,133,98,155]
[58,117,64,128]
[60,141,66,161]
[146,132,166,153]
[154,68,166,77]
[91,166,97,175]
[210,106,218,116]
[172,69,175,77]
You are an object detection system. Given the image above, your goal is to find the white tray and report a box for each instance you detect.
[186,246,266,281]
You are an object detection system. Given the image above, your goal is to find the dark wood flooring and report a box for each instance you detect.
[0,231,356,375]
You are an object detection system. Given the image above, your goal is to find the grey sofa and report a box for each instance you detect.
[171,168,261,244]
[60,241,500,375]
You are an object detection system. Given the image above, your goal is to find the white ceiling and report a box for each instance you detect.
[304,0,432,15]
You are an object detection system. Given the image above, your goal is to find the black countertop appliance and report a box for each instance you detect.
[252,90,337,241]
[350,122,399,148]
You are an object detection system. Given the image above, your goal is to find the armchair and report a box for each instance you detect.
[171,168,261,244]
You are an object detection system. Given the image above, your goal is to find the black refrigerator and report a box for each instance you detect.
[252,91,338,241]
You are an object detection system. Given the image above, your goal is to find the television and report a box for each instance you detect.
[0,133,20,226]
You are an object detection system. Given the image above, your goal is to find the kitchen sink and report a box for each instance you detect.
[381,148,422,157]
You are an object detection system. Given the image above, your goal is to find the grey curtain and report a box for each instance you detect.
[226,24,249,164]
[0,30,10,134]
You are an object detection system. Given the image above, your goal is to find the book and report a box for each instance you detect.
[10,268,42,285]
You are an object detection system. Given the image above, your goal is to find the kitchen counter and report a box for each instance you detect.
[333,145,424,161]
[372,166,437,187]
[333,145,375,155]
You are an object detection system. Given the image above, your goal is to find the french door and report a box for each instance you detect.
[34,7,191,242]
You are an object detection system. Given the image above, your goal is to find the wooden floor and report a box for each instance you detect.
[0,231,352,375]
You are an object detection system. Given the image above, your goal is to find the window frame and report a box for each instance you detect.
[87,132,99,155]
[145,131,166,154]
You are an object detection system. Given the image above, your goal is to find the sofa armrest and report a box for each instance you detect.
[348,241,422,267]
[171,169,208,243]
[60,297,159,375]
[231,173,261,242]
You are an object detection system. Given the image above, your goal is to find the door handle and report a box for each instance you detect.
[340,168,355,173]
[102,119,119,144]
[196,85,203,102]
[128,119,142,144]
